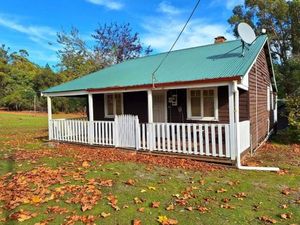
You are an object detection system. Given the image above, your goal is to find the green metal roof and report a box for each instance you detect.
[43,35,268,94]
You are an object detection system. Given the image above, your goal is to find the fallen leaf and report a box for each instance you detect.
[31,196,42,204]
[186,206,193,211]
[100,179,113,187]
[281,204,288,209]
[138,207,145,212]
[258,216,277,224]
[100,212,111,218]
[152,201,160,208]
[220,204,235,209]
[199,179,205,185]
[140,189,147,193]
[222,198,231,203]
[281,188,291,195]
[82,161,90,168]
[125,179,135,186]
[198,206,209,213]
[133,219,142,225]
[157,216,178,225]
[280,213,292,219]
[157,215,168,224]
[148,186,156,191]
[134,197,142,204]
[166,204,175,211]
[216,188,227,193]
[10,210,37,222]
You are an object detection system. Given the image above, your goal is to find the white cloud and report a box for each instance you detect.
[210,0,243,10]
[85,0,123,10]
[141,16,235,52]
[157,1,182,15]
[0,14,57,51]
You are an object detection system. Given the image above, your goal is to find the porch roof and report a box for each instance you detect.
[43,35,268,94]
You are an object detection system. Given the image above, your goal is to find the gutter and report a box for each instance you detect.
[233,81,279,172]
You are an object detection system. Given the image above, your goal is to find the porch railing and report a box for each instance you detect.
[48,116,245,160]
[140,123,230,158]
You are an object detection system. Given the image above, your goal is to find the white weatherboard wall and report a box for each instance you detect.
[239,120,250,153]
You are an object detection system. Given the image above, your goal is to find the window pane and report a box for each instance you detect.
[203,90,214,117]
[106,94,114,115]
[191,91,201,117]
[115,94,122,115]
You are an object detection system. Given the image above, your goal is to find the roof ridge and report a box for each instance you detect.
[125,38,242,62]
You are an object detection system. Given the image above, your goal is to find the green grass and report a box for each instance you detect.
[0,112,299,225]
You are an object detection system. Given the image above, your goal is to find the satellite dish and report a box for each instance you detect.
[237,22,256,45]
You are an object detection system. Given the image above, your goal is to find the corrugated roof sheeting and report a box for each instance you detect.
[43,35,267,93]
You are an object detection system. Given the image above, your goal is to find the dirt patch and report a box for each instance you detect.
[242,142,300,167]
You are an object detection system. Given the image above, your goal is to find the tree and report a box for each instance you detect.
[228,0,300,64]
[92,23,152,64]
[228,0,300,97]
[57,27,105,80]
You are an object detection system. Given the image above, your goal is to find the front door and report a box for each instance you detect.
[153,91,167,122]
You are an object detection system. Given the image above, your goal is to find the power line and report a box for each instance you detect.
[151,0,201,87]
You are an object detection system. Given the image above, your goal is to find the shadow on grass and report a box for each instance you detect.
[270,128,300,145]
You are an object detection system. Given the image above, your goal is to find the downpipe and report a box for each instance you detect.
[233,81,279,172]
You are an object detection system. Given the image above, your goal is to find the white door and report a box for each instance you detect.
[153,91,167,122]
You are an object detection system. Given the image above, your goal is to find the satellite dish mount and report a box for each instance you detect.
[237,22,257,56]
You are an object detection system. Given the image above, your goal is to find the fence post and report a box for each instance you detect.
[88,93,94,145]
[148,123,154,151]
[135,116,140,150]
[88,121,94,145]
[47,96,52,140]
[228,83,236,160]
[114,116,119,147]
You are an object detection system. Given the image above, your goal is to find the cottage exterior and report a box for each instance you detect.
[42,35,277,164]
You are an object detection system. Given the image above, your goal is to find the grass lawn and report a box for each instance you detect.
[0,112,299,225]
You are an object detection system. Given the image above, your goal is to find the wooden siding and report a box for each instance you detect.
[92,86,230,124]
[239,89,249,122]
[248,47,274,150]
[167,86,229,123]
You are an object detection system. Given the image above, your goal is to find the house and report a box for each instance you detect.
[42,35,278,165]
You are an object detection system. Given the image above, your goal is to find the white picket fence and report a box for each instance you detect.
[49,115,238,159]
[140,123,230,157]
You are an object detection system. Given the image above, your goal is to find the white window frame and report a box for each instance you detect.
[187,88,218,121]
[104,93,124,118]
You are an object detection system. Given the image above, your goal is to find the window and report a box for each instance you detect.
[104,93,123,118]
[187,88,218,120]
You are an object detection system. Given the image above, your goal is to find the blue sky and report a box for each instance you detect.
[0,0,243,67]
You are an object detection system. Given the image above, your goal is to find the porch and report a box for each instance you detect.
[45,82,250,164]
[48,117,250,163]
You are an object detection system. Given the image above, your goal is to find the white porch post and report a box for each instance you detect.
[233,81,240,166]
[147,90,153,123]
[147,90,154,150]
[47,96,53,140]
[88,93,94,144]
[228,84,236,160]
